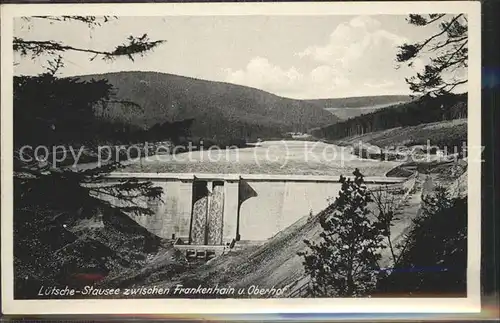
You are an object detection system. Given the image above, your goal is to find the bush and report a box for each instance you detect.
[376,186,467,296]
[299,169,386,297]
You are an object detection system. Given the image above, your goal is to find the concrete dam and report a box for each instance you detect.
[101,173,406,246]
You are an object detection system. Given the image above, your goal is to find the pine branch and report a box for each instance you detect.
[30,16,117,28]
[415,14,464,53]
[397,14,465,64]
[439,79,468,93]
[428,36,467,52]
[14,36,166,61]
[407,14,446,26]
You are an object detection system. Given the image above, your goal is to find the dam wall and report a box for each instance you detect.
[100,173,406,245]
[237,180,342,241]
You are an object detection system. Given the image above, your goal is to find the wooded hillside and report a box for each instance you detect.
[311,93,467,140]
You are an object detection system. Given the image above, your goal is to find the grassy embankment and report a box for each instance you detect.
[334,118,467,150]
[109,161,466,298]
[325,118,467,177]
[87,112,469,298]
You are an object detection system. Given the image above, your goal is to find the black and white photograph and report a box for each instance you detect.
[1,1,481,315]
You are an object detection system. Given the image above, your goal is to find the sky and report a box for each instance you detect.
[14,15,442,99]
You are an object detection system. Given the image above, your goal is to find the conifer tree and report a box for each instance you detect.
[13,16,166,296]
[299,169,386,297]
[397,14,468,97]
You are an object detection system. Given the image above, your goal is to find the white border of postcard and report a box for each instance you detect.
[1,1,481,315]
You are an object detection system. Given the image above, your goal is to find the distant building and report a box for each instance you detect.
[290,132,312,139]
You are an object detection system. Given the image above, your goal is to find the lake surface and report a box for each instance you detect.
[120,140,400,176]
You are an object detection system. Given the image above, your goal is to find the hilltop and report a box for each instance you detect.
[305,95,411,108]
[76,71,340,142]
[311,93,467,142]
[307,95,412,120]
[74,72,418,142]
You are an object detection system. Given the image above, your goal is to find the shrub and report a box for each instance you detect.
[299,169,386,297]
[376,186,467,296]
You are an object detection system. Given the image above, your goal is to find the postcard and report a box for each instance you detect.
[1,1,482,315]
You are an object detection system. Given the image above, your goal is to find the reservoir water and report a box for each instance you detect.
[121,140,400,177]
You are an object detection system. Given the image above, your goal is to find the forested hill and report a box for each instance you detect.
[307,95,413,120]
[305,95,412,110]
[311,93,467,140]
[76,71,340,142]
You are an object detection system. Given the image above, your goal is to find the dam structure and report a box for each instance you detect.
[101,173,407,251]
